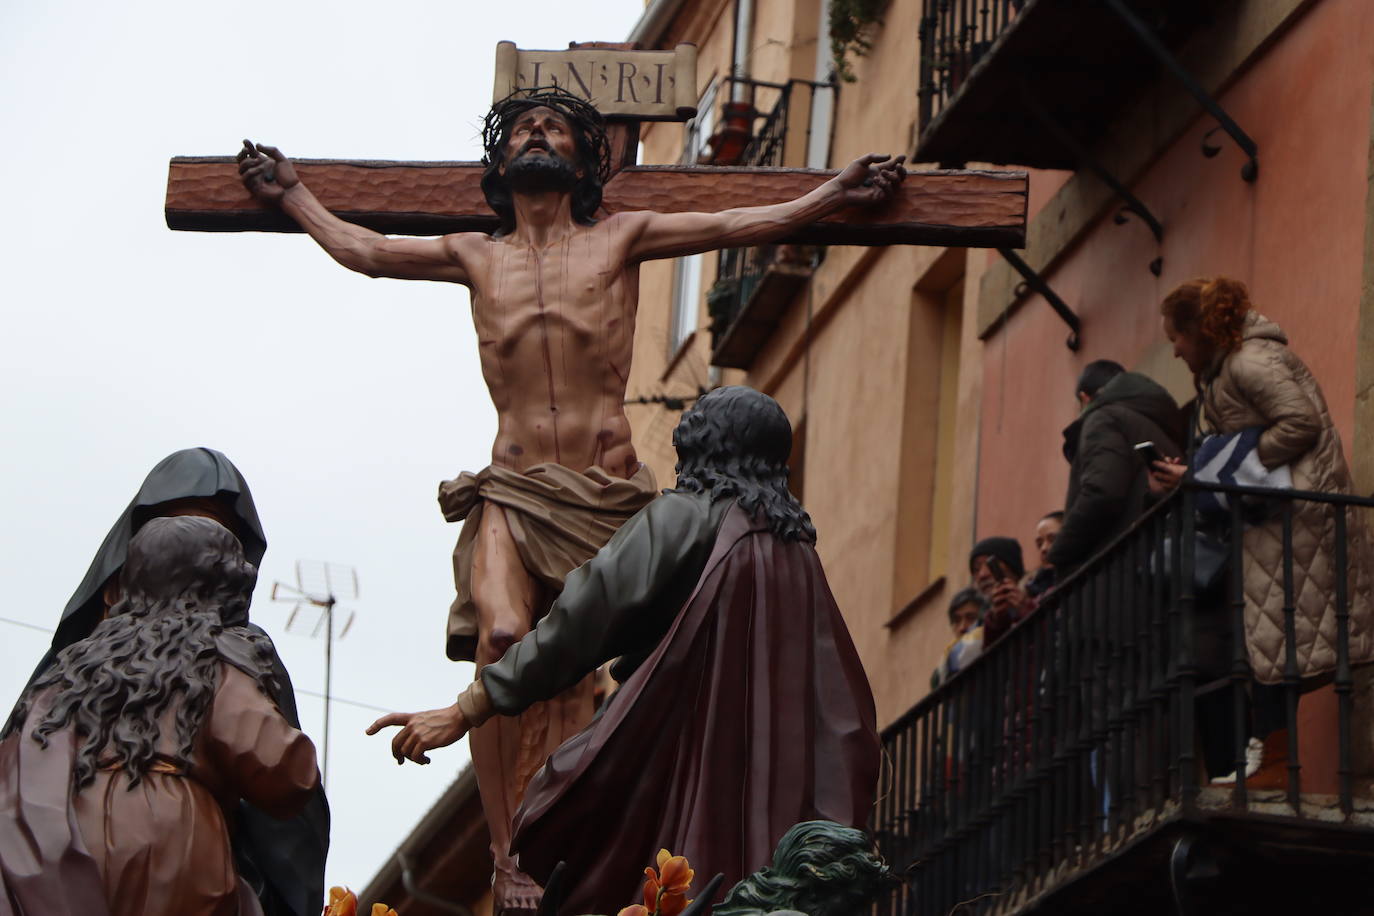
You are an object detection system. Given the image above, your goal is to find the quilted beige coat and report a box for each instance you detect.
[1199,312,1374,683]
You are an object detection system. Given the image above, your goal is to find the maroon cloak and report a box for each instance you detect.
[509,504,879,914]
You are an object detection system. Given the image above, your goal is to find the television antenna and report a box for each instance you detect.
[270,560,359,790]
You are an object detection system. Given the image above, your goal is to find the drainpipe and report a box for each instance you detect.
[731,0,755,102]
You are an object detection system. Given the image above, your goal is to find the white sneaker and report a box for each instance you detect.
[1210,737,1263,784]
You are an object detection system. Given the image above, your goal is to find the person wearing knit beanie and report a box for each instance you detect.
[968,535,1034,647]
[969,536,1025,582]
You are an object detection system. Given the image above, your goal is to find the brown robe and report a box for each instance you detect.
[0,665,319,916]
[479,497,878,914]
[438,462,658,662]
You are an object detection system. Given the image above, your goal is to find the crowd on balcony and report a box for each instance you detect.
[930,276,1374,788]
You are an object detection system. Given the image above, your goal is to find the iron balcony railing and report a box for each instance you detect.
[874,480,1374,915]
[707,77,833,367]
[729,75,793,169]
[711,77,796,346]
[917,0,1026,131]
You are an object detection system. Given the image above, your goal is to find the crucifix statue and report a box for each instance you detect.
[165,40,1026,916]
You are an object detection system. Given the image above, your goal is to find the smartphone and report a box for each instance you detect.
[988,556,1012,583]
[1134,441,1165,466]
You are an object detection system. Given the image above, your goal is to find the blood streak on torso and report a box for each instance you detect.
[468,217,640,478]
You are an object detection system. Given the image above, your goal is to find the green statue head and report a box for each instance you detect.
[712,821,892,916]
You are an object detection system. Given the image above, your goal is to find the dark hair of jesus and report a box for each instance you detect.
[480,86,613,236]
[670,386,817,544]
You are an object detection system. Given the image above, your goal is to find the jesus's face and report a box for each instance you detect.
[502,106,584,194]
[506,107,580,170]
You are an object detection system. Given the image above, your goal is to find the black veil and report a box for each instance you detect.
[54,447,268,653]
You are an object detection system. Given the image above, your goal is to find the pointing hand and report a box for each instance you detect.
[366,702,470,765]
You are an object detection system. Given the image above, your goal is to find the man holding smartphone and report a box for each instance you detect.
[970,536,1035,644]
[1048,360,1185,573]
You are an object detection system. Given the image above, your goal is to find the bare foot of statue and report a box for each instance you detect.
[492,858,542,915]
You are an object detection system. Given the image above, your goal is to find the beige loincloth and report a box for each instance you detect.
[438,462,658,662]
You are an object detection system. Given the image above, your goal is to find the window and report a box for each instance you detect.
[668,253,703,357]
[892,263,965,613]
[925,280,964,581]
[680,80,719,165]
[807,0,835,168]
[667,81,719,357]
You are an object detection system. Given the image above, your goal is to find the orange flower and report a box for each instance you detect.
[642,866,661,911]
[370,906,399,916]
[323,887,357,916]
[617,907,651,916]
[656,849,695,895]
[659,895,691,916]
[640,849,695,916]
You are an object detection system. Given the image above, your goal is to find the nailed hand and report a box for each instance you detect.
[834,153,907,208]
[236,139,300,204]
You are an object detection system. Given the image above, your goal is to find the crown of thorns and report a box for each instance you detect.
[482,86,613,186]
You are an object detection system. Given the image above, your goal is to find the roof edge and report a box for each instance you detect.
[627,0,689,47]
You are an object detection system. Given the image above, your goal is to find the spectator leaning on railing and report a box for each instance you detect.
[970,537,1036,643]
[931,586,990,688]
[1025,510,1063,599]
[1152,277,1374,781]
[1048,359,1186,575]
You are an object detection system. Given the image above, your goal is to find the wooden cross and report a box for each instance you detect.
[164,42,1027,249]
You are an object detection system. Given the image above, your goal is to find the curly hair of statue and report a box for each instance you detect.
[671,386,817,544]
[5,517,278,789]
[713,821,892,916]
[480,85,613,235]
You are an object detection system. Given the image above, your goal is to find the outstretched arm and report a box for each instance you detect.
[367,493,722,764]
[626,153,906,262]
[237,140,471,284]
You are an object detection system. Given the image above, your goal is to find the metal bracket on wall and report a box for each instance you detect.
[397,851,474,916]
[1104,0,1259,182]
[1019,86,1165,276]
[997,247,1081,351]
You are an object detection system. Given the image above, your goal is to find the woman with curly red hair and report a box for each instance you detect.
[1153,277,1374,784]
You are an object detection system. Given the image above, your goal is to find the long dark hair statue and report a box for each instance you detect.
[7,516,275,789]
[671,386,817,543]
[713,821,892,916]
[480,86,612,236]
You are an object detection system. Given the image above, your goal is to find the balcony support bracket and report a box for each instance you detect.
[1168,833,1223,916]
[997,247,1081,351]
[1019,85,1165,276]
[1104,0,1259,182]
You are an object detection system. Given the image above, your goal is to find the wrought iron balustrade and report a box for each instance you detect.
[874,480,1374,915]
[736,78,790,168]
[917,0,1026,131]
[699,76,794,167]
[706,77,832,369]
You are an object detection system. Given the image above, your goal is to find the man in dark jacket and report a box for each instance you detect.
[1048,361,1185,572]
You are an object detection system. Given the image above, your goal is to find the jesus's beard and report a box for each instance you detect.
[505,149,580,194]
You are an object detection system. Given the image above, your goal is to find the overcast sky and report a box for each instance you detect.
[0,0,647,895]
